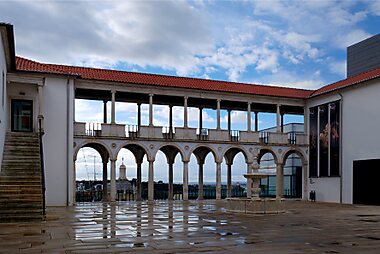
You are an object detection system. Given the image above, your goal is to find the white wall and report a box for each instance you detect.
[340,79,380,204]
[0,37,8,169]
[308,177,340,202]
[307,79,380,204]
[43,77,74,206]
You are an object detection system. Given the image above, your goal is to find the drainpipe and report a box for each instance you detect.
[338,92,343,204]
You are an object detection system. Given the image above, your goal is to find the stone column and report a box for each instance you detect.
[137,103,141,131]
[254,111,258,132]
[102,160,108,201]
[216,99,221,130]
[148,159,154,201]
[246,162,253,198]
[111,90,116,124]
[276,163,284,199]
[103,100,107,124]
[184,96,188,128]
[183,160,189,201]
[227,163,232,198]
[136,162,142,201]
[276,104,281,132]
[110,159,116,202]
[247,102,251,132]
[198,162,204,200]
[73,159,77,205]
[216,161,222,200]
[149,94,154,127]
[168,162,174,200]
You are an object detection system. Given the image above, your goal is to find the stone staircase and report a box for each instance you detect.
[0,132,44,222]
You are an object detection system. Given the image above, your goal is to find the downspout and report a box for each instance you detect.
[338,92,343,204]
[66,77,70,206]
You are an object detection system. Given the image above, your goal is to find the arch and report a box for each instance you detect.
[155,143,185,163]
[116,142,151,163]
[257,147,279,165]
[188,144,219,164]
[281,148,307,166]
[222,146,250,164]
[74,140,112,162]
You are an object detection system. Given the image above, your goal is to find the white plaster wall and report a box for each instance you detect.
[0,37,7,168]
[308,177,340,202]
[340,79,380,204]
[307,79,380,204]
[43,77,74,206]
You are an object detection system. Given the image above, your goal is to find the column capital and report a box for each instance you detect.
[216,98,221,102]
[182,159,190,164]
[148,158,155,163]
[110,158,117,162]
[149,93,154,97]
[184,96,189,100]
[276,162,284,167]
[247,101,252,105]
[111,89,116,94]
[215,159,223,164]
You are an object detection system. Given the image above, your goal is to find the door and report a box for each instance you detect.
[353,159,380,205]
[11,99,33,132]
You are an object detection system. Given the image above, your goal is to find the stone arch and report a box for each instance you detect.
[155,143,185,163]
[188,144,220,163]
[281,148,307,166]
[74,140,112,162]
[222,146,250,164]
[257,147,279,165]
[116,142,151,162]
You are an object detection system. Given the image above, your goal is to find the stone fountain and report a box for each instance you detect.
[225,158,285,214]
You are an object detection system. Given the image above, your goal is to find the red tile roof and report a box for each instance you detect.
[15,57,313,99]
[15,57,380,99]
[311,67,380,97]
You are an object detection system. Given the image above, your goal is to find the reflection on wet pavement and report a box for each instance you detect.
[1,200,380,253]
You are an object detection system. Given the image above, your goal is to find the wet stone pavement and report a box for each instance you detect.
[1,201,380,253]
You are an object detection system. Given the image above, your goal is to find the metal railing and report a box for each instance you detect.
[162,126,175,139]
[38,116,46,218]
[259,131,269,144]
[197,128,209,141]
[86,122,102,136]
[288,132,297,144]
[126,125,139,139]
[229,130,240,142]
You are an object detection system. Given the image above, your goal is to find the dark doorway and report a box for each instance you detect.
[11,99,33,132]
[353,159,380,205]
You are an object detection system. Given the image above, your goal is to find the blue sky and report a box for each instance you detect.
[1,0,379,183]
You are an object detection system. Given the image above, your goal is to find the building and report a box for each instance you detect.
[1,23,380,220]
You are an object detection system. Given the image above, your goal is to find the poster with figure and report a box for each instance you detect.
[330,102,340,176]
[319,104,329,176]
[309,107,318,177]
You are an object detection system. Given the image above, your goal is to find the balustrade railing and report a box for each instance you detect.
[162,126,175,139]
[126,125,139,138]
[229,130,240,142]
[86,122,102,136]
[197,128,209,141]
[259,131,269,144]
[288,132,297,144]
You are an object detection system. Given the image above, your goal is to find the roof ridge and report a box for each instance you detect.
[311,66,380,97]
[16,56,313,92]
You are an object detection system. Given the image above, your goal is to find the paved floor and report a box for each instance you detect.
[1,200,380,253]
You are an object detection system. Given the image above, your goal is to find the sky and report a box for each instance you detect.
[1,0,379,183]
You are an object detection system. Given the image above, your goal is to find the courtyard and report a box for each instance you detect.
[1,200,380,253]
